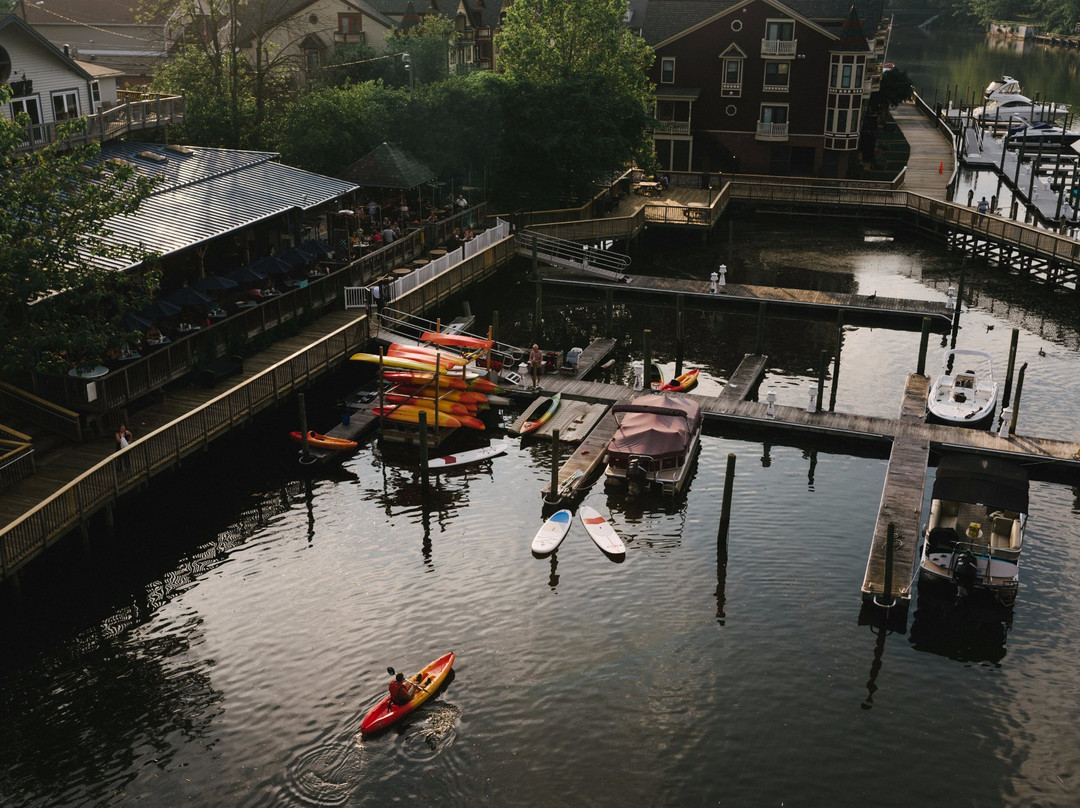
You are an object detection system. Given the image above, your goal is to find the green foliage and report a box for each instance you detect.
[1033,0,1080,33]
[0,88,159,377]
[870,68,915,112]
[315,42,396,87]
[271,82,408,176]
[388,15,458,87]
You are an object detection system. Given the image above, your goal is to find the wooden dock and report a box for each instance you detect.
[540,392,635,501]
[573,338,617,379]
[719,354,767,401]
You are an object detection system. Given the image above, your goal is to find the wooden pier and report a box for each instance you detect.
[572,338,617,379]
[719,354,768,401]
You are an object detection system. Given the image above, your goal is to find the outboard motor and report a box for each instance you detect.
[954,549,979,598]
[627,457,647,498]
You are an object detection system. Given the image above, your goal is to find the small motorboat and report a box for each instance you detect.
[289,430,358,451]
[926,348,999,428]
[919,455,1029,605]
[604,393,702,497]
[1004,120,1080,149]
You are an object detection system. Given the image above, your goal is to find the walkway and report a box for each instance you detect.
[891,100,954,200]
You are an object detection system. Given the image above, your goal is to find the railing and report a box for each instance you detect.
[650,120,691,135]
[755,121,789,140]
[0,436,35,494]
[15,93,186,153]
[760,39,797,56]
[0,382,83,442]
[515,229,630,281]
[390,220,511,301]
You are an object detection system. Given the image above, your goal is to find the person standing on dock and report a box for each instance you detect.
[528,344,543,390]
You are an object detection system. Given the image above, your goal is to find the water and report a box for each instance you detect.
[6,86,1080,808]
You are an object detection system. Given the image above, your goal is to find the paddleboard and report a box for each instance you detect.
[531,509,573,555]
[428,442,508,470]
[579,505,626,555]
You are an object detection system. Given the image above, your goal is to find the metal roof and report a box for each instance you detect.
[91,143,358,272]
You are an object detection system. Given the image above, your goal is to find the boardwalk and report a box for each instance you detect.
[891,100,954,200]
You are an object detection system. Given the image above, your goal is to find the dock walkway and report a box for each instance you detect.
[889,100,954,201]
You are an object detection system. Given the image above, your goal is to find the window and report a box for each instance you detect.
[51,90,79,121]
[841,64,852,89]
[731,20,742,32]
[660,57,675,84]
[11,97,41,124]
[724,59,741,85]
[837,109,848,132]
[760,105,788,124]
[305,49,321,71]
[855,64,864,87]
[338,13,362,34]
[765,20,794,41]
[91,81,101,107]
[764,61,789,90]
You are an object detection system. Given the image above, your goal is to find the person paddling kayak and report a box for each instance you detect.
[388,672,415,704]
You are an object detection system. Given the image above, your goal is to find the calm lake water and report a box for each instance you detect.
[3,33,1080,808]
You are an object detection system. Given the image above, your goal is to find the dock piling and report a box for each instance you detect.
[917,317,931,376]
[1009,362,1027,434]
[419,410,429,494]
[717,453,736,546]
[874,522,897,610]
[298,392,313,464]
[755,302,767,354]
[1002,328,1019,406]
[950,259,967,349]
[817,349,827,412]
[643,329,652,389]
[547,429,561,504]
[675,295,685,378]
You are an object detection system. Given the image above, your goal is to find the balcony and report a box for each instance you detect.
[15,93,186,154]
[333,31,365,45]
[760,39,797,57]
[650,120,691,135]
[476,25,492,42]
[755,121,789,141]
[762,82,789,93]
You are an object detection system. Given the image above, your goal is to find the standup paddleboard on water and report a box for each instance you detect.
[531,509,572,555]
[428,443,508,470]
[579,505,626,555]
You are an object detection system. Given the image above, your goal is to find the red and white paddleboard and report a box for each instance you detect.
[428,443,508,470]
[579,505,626,555]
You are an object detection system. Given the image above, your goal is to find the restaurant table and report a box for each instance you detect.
[429,248,447,259]
[68,365,109,379]
[393,268,413,276]
[634,181,662,197]
[235,300,258,310]
[117,352,142,362]
[146,337,172,348]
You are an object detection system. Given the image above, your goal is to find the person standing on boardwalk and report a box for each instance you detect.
[977,196,989,214]
[115,424,132,452]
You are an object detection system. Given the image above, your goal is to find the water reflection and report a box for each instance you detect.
[909,588,1011,665]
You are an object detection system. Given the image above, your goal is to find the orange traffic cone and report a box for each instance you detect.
[939,161,944,174]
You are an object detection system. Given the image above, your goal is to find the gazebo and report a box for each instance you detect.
[341,142,437,222]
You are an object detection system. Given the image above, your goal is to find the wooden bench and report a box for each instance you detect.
[197,355,243,387]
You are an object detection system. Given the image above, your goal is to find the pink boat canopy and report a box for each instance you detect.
[608,394,702,462]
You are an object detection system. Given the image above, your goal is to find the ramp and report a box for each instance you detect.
[516,230,630,282]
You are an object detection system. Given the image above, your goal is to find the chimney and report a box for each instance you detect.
[63,44,70,57]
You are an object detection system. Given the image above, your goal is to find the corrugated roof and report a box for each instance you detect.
[91,143,358,272]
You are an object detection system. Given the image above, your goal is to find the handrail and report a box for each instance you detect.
[0,382,82,442]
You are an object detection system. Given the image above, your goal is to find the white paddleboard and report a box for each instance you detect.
[428,442,508,470]
[579,505,626,555]
[531,509,572,555]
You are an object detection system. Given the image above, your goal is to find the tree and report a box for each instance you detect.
[494,0,654,204]
[387,15,458,89]
[0,88,159,378]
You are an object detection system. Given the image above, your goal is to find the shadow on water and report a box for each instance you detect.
[908,586,1012,665]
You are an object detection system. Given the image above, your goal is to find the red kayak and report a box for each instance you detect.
[382,371,468,391]
[360,652,455,735]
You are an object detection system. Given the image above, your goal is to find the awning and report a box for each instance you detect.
[931,455,1029,513]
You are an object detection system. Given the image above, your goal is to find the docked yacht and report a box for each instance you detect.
[919,455,1029,605]
[1004,120,1080,150]
[973,76,1069,125]
[926,348,999,428]
[604,393,702,497]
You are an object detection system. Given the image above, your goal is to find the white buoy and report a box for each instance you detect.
[766,390,777,419]
[718,263,727,287]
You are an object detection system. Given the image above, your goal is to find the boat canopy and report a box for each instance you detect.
[608,394,701,459]
[931,455,1029,513]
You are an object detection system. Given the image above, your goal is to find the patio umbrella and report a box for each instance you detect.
[123,312,153,331]
[193,274,239,292]
[299,239,334,258]
[247,255,293,276]
[138,299,182,320]
[277,246,314,268]
[165,287,213,307]
[227,265,268,284]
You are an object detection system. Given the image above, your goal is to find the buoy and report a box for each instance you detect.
[938,161,944,174]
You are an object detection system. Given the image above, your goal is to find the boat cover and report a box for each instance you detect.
[932,455,1029,513]
[608,394,701,460]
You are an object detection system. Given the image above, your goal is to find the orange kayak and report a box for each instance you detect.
[389,344,467,368]
[289,430,358,451]
[360,652,455,735]
[420,332,494,350]
[660,368,700,392]
[385,393,473,416]
[372,405,461,428]
[382,371,467,391]
[392,385,487,406]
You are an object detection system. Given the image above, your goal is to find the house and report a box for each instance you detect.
[641,0,887,178]
[0,13,183,151]
[234,0,397,78]
[16,0,169,85]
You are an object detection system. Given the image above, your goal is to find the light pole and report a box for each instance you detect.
[402,52,413,96]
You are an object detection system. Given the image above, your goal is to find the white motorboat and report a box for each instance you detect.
[1004,120,1080,150]
[972,76,1068,124]
[919,455,1029,605]
[926,348,999,428]
[603,393,702,497]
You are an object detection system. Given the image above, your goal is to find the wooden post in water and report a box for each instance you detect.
[298,392,312,463]
[418,410,429,496]
[755,302,767,354]
[642,329,652,389]
[950,259,966,349]
[830,311,843,411]
[881,522,895,608]
[1009,362,1027,434]
[1028,137,1045,201]
[533,278,542,342]
[605,288,613,336]
[816,349,827,412]
[1001,328,1019,406]
[675,295,685,378]
[717,453,736,546]
[727,220,734,269]
[547,429,561,504]
[917,316,931,376]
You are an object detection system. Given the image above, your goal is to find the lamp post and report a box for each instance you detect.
[402,52,413,96]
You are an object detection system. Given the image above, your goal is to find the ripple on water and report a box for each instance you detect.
[283,740,365,807]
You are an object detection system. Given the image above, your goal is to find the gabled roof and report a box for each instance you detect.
[85,143,358,272]
[235,0,396,45]
[341,142,436,189]
[833,4,870,52]
[0,13,93,81]
[19,0,150,26]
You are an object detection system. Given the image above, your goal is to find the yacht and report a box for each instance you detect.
[972,76,1068,125]
[1003,120,1080,150]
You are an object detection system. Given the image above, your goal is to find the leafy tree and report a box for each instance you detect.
[1033,0,1080,33]
[387,15,459,88]
[871,68,915,112]
[315,42,398,88]
[0,88,159,378]
[494,0,654,204]
[271,81,408,176]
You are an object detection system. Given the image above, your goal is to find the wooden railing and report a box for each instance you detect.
[0,432,34,494]
[0,382,82,442]
[16,93,186,152]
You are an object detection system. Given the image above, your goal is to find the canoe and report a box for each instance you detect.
[531,509,572,555]
[421,332,494,350]
[579,505,626,555]
[288,430,359,451]
[429,442,508,470]
[521,392,561,435]
[351,352,438,373]
[382,371,468,391]
[660,368,699,392]
[360,651,455,735]
[372,405,461,428]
